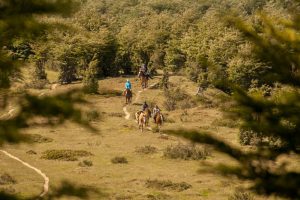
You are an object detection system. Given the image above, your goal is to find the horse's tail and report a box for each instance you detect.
[160,114,164,125]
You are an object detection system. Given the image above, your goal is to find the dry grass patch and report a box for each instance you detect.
[212,118,239,128]
[135,145,158,154]
[41,150,93,161]
[111,156,128,164]
[0,173,17,185]
[163,143,210,160]
[145,179,191,192]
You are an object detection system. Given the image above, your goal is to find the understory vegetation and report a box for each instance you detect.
[163,143,210,160]
[145,179,192,192]
[41,150,93,161]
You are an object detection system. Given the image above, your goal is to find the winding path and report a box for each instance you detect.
[0,150,49,197]
[1,90,51,197]
[123,83,157,120]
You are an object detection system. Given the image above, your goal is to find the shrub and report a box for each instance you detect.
[108,112,123,118]
[41,150,93,161]
[85,110,100,122]
[163,87,191,111]
[111,156,128,164]
[136,145,158,154]
[228,191,254,200]
[163,143,210,160]
[0,174,17,185]
[145,179,191,192]
[78,160,93,167]
[239,129,262,146]
[26,79,49,89]
[26,150,37,155]
[28,134,53,143]
[163,99,176,111]
[83,62,99,94]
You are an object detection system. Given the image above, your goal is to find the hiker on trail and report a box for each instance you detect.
[142,101,149,111]
[125,79,132,90]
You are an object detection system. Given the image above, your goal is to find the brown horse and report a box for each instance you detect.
[143,108,152,126]
[153,112,164,132]
[138,71,149,89]
[138,112,147,132]
[123,89,132,104]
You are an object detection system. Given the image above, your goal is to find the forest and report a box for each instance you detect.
[0,0,300,200]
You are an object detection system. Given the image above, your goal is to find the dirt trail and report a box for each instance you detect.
[122,83,157,120]
[0,150,49,198]
[0,90,51,197]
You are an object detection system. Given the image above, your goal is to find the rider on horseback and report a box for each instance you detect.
[140,64,147,74]
[125,79,132,90]
[142,101,149,111]
[153,105,161,122]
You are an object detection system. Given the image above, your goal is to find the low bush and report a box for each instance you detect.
[108,112,124,118]
[136,145,158,154]
[78,160,93,167]
[111,156,128,164]
[41,150,93,161]
[85,110,100,122]
[163,87,196,111]
[239,129,262,146]
[163,99,176,111]
[145,179,191,192]
[163,143,210,160]
[0,173,17,185]
[28,134,53,143]
[228,190,254,200]
[26,79,48,89]
[26,150,37,155]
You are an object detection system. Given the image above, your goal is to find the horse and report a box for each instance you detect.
[123,89,132,104]
[138,112,147,132]
[143,108,152,126]
[138,71,149,89]
[153,111,164,132]
[135,111,143,123]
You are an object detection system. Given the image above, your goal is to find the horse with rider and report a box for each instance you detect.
[123,79,132,104]
[138,64,152,89]
[136,101,164,132]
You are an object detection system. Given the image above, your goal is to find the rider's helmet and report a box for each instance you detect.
[127,79,129,82]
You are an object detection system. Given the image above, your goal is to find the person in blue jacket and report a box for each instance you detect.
[125,79,132,90]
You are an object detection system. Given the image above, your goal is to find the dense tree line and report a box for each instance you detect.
[9,0,291,90]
